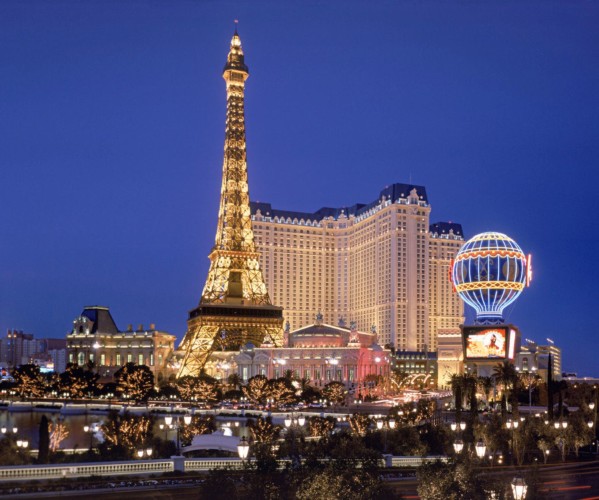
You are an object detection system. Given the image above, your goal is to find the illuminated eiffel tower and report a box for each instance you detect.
[177,30,284,378]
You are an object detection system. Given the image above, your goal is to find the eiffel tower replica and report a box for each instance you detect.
[177,30,284,378]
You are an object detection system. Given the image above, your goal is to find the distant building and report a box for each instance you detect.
[0,330,66,372]
[66,306,176,382]
[391,349,437,388]
[516,339,562,382]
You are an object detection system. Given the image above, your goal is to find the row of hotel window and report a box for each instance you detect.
[70,352,163,367]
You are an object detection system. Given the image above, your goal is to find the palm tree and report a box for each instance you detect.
[477,376,494,408]
[493,361,518,419]
[450,374,465,415]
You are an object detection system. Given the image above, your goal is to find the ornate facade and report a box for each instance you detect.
[250,193,464,353]
[216,314,391,389]
[66,306,176,381]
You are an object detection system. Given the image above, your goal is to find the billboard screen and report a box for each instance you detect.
[464,327,508,359]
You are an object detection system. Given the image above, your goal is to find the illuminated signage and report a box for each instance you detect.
[464,327,508,359]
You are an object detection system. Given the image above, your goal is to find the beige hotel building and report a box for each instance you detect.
[250,184,464,353]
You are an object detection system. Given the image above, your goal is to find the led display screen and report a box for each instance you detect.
[464,327,508,359]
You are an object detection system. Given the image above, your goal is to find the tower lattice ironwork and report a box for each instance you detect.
[177,31,283,378]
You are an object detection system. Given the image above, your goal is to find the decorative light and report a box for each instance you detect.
[376,420,383,430]
[184,415,192,425]
[164,416,173,426]
[450,423,457,431]
[475,440,486,459]
[460,422,466,431]
[389,419,396,429]
[237,436,250,460]
[137,449,144,458]
[146,448,153,457]
[511,476,528,500]
[284,417,292,428]
[453,439,464,453]
[298,416,306,426]
[590,402,596,410]
[554,422,559,429]
[588,421,594,428]
[451,232,530,322]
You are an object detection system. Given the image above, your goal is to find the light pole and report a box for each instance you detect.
[475,440,486,461]
[165,414,192,455]
[453,438,464,454]
[136,448,153,459]
[1,426,18,437]
[554,419,567,461]
[511,476,527,500]
[83,423,99,452]
[284,414,305,466]
[506,419,519,462]
[16,439,29,452]
[237,436,250,466]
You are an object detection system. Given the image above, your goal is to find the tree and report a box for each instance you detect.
[417,459,488,500]
[349,414,371,436]
[100,412,153,458]
[243,375,270,405]
[450,374,465,417]
[59,364,99,398]
[493,361,519,418]
[49,420,69,452]
[12,364,46,398]
[38,415,50,463]
[114,363,154,401]
[180,415,216,447]
[268,378,297,406]
[323,381,346,406]
[307,416,336,438]
[248,416,280,444]
[176,376,218,403]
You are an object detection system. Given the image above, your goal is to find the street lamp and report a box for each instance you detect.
[237,436,250,464]
[164,414,192,455]
[511,476,527,500]
[83,423,99,452]
[475,440,487,460]
[136,448,153,459]
[453,439,464,454]
[16,439,29,450]
[376,419,383,430]
[389,419,396,429]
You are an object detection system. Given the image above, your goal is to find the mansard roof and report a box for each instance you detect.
[250,182,429,222]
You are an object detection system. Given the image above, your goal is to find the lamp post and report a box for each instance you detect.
[284,413,305,466]
[453,438,464,454]
[237,436,250,465]
[475,440,486,461]
[83,423,99,452]
[165,414,192,455]
[16,439,29,451]
[136,448,153,459]
[1,426,18,437]
[506,419,519,462]
[511,476,527,500]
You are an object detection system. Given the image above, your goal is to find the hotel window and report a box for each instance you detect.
[116,353,122,365]
[150,353,154,366]
[77,352,85,365]
[138,354,144,365]
[127,353,133,363]
[69,353,74,363]
[100,353,106,366]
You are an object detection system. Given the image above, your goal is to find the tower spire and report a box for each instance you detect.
[177,33,283,378]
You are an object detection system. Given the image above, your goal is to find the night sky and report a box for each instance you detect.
[1,1,597,375]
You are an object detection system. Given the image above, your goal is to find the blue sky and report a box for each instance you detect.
[0,1,597,374]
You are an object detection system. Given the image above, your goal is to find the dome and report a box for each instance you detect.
[452,232,532,323]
